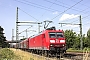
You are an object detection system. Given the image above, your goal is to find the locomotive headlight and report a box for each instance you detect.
[50,44,53,46]
[50,40,55,43]
[62,44,65,46]
[60,40,65,43]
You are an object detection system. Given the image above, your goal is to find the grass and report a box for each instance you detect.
[0,48,20,60]
[67,48,90,53]
[10,48,31,60]
[0,48,78,60]
[10,48,56,60]
[2,48,87,60]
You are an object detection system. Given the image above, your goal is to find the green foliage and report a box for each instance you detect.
[0,48,14,60]
[67,48,83,52]
[64,30,77,49]
[30,58,34,60]
[86,28,90,47]
[87,28,90,38]
[81,28,90,48]
[64,28,90,50]
[67,47,90,52]
[0,26,9,48]
[67,48,76,50]
[73,34,81,49]
[83,47,90,51]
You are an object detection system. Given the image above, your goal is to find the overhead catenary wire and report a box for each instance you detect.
[74,13,90,27]
[71,0,90,8]
[38,0,58,20]
[62,10,90,25]
[51,0,83,20]
[14,0,88,17]
[62,0,90,13]
[59,10,90,27]
[48,0,90,16]
[14,0,61,12]
[18,8,39,22]
[44,0,90,16]
[24,0,85,26]
[62,13,90,27]
[13,0,77,29]
[17,0,87,27]
[72,14,90,24]
[50,0,90,24]
[13,0,90,19]
[68,0,90,16]
[14,0,90,31]
[19,0,57,29]
[44,0,89,24]
[14,0,90,23]
[44,0,83,12]
[55,1,88,26]
[57,0,76,12]
[59,14,90,32]
[22,0,61,12]
[56,0,90,15]
[15,0,89,22]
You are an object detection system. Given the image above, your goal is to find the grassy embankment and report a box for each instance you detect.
[0,48,20,60]
[0,48,56,60]
[2,48,89,60]
[10,48,56,60]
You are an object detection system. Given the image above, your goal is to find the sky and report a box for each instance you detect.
[0,0,90,40]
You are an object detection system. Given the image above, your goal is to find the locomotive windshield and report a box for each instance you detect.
[57,32,63,38]
[49,32,56,38]
[49,32,63,38]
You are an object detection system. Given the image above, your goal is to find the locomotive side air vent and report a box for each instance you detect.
[46,26,56,30]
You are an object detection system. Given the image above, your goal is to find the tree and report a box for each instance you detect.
[85,28,90,48]
[87,28,90,38]
[0,26,9,48]
[83,34,88,48]
[64,29,90,49]
[64,30,77,49]
[72,34,80,49]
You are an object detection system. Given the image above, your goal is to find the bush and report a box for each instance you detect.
[83,47,90,51]
[67,48,76,50]
[0,48,15,60]
[66,48,82,52]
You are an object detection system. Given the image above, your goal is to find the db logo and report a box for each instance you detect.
[56,39,59,43]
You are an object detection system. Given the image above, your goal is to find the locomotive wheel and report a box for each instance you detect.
[44,50,48,57]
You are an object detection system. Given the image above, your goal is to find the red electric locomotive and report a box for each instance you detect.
[28,27,66,55]
[17,27,66,55]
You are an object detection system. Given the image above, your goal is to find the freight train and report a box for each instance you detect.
[16,27,66,56]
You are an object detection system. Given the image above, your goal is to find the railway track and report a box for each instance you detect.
[63,52,90,60]
[16,49,90,60]
[31,51,90,60]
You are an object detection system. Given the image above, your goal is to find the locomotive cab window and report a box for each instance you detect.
[49,32,64,38]
[56,32,63,38]
[49,32,56,38]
